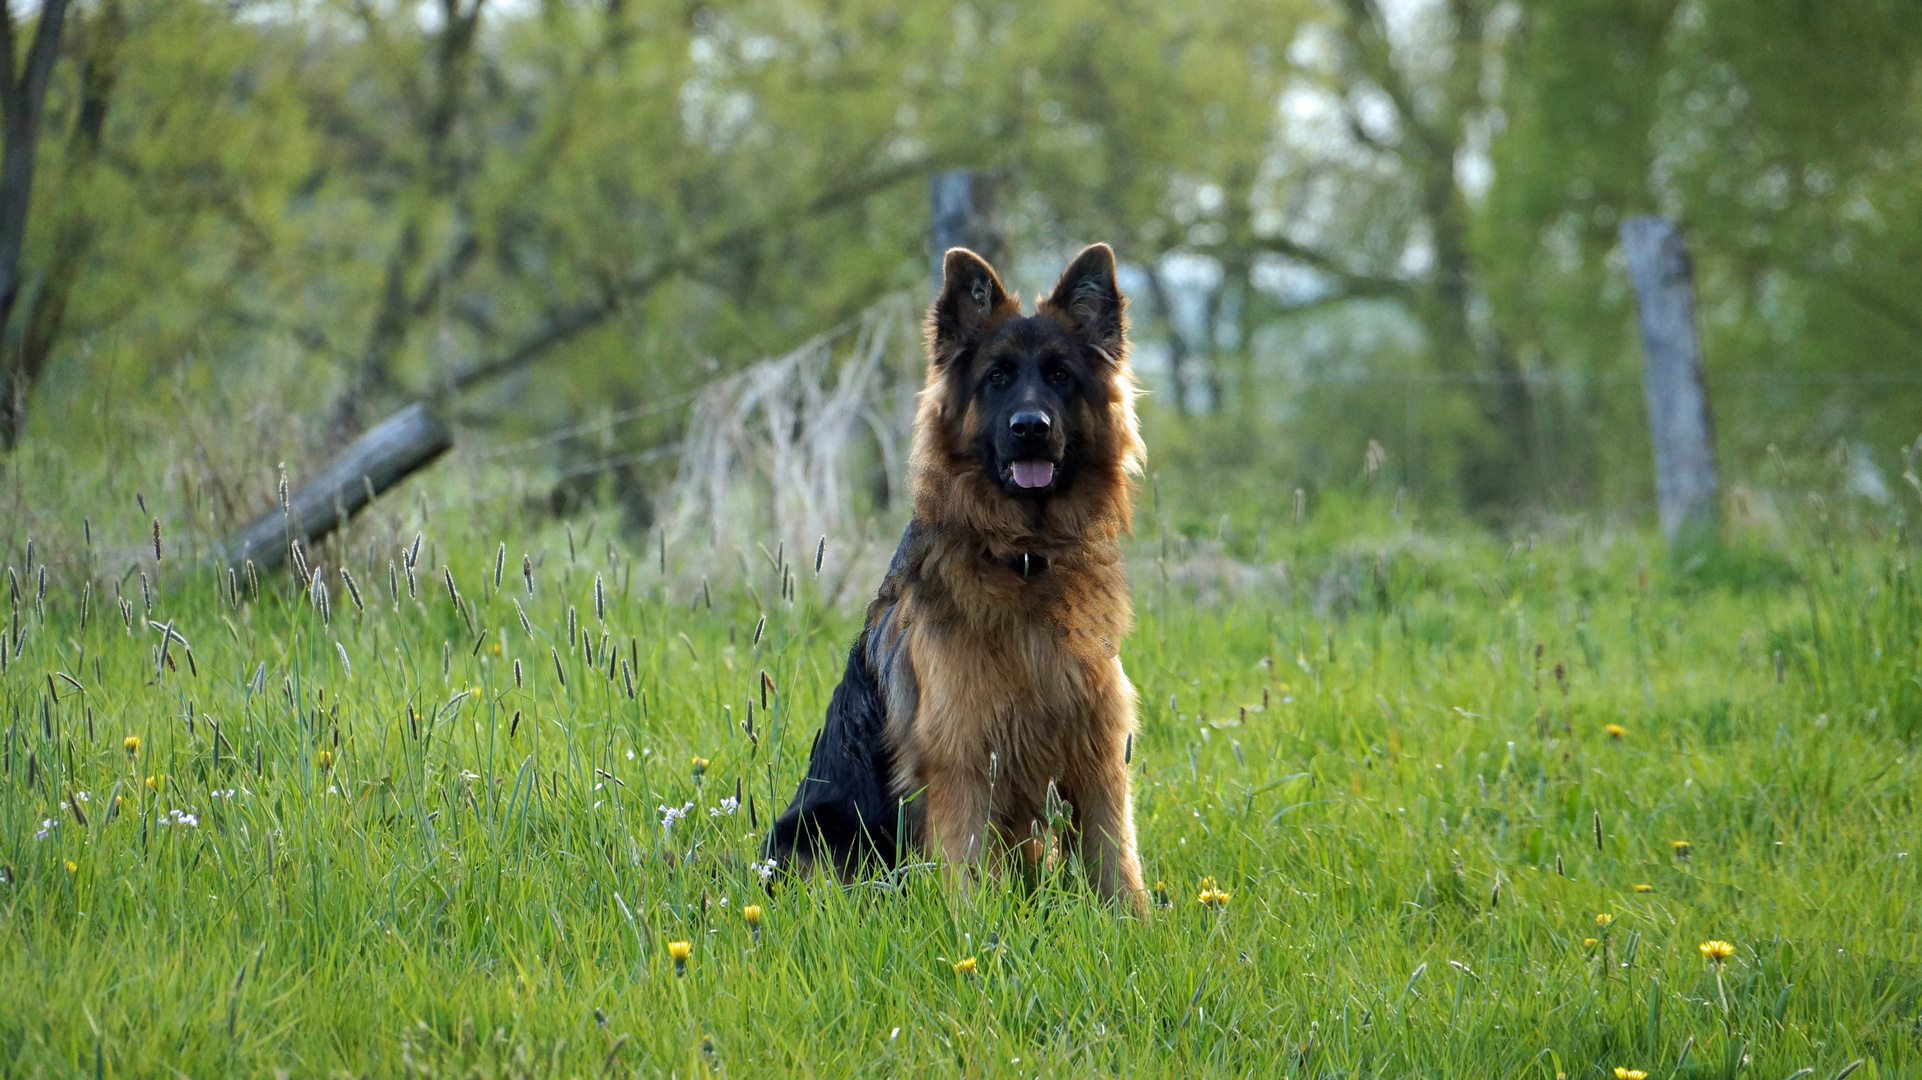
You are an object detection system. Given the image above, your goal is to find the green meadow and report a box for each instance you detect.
[2,493,1918,1078]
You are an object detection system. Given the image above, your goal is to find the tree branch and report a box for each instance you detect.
[1333,0,1453,167]
[1252,234,1414,299]
[437,155,939,397]
[326,0,488,440]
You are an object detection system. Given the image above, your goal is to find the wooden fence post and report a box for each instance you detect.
[221,401,453,572]
[929,170,1004,293]
[1621,216,1720,547]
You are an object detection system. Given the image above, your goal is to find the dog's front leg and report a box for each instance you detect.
[1067,762,1147,915]
[923,766,992,893]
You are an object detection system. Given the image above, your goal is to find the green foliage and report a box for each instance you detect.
[1486,0,1922,505]
[1,487,1918,1075]
[8,0,1922,526]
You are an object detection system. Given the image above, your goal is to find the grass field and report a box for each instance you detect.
[1,488,1918,1078]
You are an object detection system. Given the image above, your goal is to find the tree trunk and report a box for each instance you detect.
[1621,215,1719,547]
[0,0,73,450]
[929,170,1003,295]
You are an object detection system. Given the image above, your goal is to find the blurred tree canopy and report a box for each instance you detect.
[2,0,1919,531]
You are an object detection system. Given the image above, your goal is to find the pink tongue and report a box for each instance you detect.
[1010,460,1055,489]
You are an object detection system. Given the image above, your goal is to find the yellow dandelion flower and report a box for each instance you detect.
[123,735,141,756]
[145,775,162,791]
[1603,723,1627,739]
[65,860,78,873]
[1671,840,1691,861]
[1699,939,1735,964]
[668,939,692,976]
[1633,883,1654,893]
[1153,880,1172,908]
[744,904,763,941]
[953,956,977,975]
[1614,1069,1647,1080]
[1197,876,1231,908]
[1595,912,1613,928]
[691,757,709,782]
[1582,937,1598,950]
[317,749,334,771]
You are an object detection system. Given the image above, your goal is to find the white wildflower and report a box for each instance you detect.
[34,818,58,840]
[709,796,740,818]
[750,857,778,883]
[659,800,694,829]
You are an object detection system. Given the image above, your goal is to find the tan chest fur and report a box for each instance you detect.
[883,541,1136,821]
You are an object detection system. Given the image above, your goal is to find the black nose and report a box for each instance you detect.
[1009,411,1052,438]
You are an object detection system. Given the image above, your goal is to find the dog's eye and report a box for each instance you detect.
[987,368,1010,386]
[1048,369,1072,385]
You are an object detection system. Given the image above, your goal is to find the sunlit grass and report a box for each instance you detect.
[1,493,1918,1076]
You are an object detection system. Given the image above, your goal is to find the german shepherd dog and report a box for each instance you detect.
[766,243,1146,912]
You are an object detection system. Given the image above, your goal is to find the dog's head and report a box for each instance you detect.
[920,243,1140,529]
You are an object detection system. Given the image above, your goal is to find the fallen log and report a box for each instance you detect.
[222,401,453,573]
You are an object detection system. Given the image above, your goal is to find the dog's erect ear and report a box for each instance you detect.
[1040,243,1125,362]
[929,248,1018,366]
